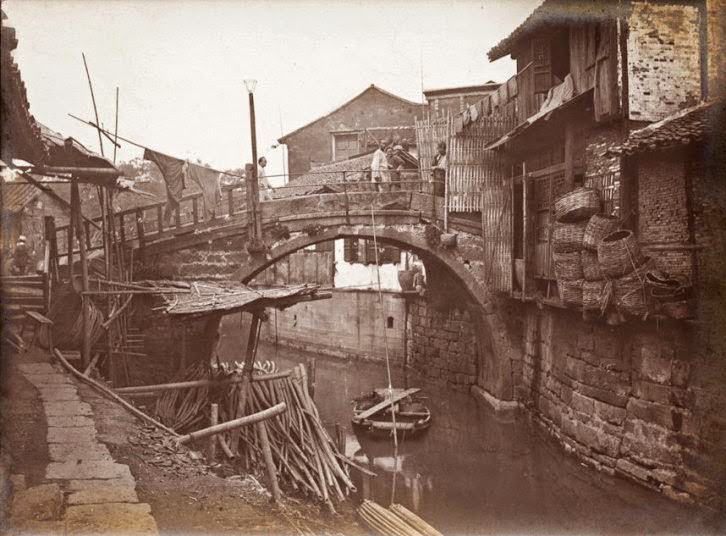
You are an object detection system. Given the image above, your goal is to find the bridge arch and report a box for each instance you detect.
[234,224,521,404]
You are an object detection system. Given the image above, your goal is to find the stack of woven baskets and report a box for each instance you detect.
[552,188,601,307]
[597,229,652,316]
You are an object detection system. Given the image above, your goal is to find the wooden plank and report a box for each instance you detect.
[353,388,421,422]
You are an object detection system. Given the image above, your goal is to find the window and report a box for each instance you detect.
[333,133,360,161]
[342,238,399,265]
[343,238,360,263]
[315,240,334,252]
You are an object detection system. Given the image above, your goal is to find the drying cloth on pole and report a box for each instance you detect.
[143,148,187,207]
[185,162,222,219]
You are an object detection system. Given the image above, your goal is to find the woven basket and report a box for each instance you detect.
[554,188,601,223]
[598,230,647,278]
[581,249,603,281]
[558,279,584,306]
[583,280,611,313]
[613,259,652,316]
[553,251,583,281]
[583,214,620,250]
[553,221,587,253]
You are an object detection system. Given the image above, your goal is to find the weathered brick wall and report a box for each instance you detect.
[707,0,726,99]
[256,289,407,361]
[520,305,726,509]
[627,1,702,122]
[406,297,479,391]
[637,148,692,279]
[284,87,424,178]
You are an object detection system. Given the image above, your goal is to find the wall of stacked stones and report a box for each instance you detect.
[405,297,479,392]
[519,305,725,510]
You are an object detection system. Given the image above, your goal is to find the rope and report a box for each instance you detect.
[369,207,400,506]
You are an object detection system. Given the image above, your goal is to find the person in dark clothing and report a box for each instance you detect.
[431,141,447,197]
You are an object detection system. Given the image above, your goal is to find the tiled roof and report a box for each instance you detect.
[273,152,375,199]
[607,101,719,156]
[1,181,40,214]
[488,0,619,61]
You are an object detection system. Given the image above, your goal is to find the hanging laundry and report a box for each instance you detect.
[143,148,187,203]
[185,162,222,220]
[469,103,479,123]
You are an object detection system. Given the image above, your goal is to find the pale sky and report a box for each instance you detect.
[5,0,539,183]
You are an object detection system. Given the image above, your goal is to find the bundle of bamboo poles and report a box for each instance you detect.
[217,364,355,513]
[358,500,443,536]
[156,361,211,432]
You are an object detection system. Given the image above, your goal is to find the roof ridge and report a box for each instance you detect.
[278,84,423,143]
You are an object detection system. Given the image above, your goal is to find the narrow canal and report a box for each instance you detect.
[220,337,713,534]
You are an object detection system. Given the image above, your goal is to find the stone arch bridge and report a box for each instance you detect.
[54,185,523,405]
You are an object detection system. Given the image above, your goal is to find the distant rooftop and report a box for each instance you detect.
[423,82,500,98]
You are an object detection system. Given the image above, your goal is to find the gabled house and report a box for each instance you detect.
[278,84,425,180]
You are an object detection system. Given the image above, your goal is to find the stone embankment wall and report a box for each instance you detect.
[256,289,407,361]
[519,306,725,510]
[405,297,479,392]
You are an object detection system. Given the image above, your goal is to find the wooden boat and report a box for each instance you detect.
[352,387,431,437]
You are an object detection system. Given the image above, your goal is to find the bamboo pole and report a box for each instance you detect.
[257,421,282,503]
[208,403,218,461]
[71,181,91,371]
[52,348,179,436]
[177,402,286,445]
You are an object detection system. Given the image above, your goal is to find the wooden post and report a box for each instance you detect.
[192,197,199,224]
[244,163,257,239]
[256,420,282,503]
[306,357,316,400]
[231,312,261,449]
[227,188,235,217]
[135,208,145,261]
[209,403,218,462]
[156,205,164,234]
[72,180,91,371]
[174,206,182,230]
[67,209,75,280]
[522,162,529,301]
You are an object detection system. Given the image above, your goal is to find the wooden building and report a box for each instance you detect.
[438,0,717,298]
[278,84,425,180]
[423,82,500,119]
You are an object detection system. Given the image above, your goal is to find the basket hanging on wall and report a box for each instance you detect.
[554,187,601,223]
[553,251,584,281]
[558,279,584,307]
[583,214,620,250]
[581,249,604,281]
[598,230,647,279]
[552,221,587,253]
[583,279,610,313]
[613,259,653,316]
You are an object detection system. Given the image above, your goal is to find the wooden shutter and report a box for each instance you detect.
[343,238,358,263]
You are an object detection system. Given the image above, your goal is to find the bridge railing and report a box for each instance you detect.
[54,170,435,264]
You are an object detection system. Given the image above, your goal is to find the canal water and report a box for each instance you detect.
[220,337,714,534]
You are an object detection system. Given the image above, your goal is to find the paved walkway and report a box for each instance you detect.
[17,362,158,535]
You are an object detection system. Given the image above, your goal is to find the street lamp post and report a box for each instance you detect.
[244,79,262,239]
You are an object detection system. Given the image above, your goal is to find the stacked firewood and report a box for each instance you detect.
[218,365,355,513]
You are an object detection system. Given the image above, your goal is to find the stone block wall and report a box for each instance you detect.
[627,1,702,122]
[142,236,248,281]
[406,297,479,391]
[521,305,726,510]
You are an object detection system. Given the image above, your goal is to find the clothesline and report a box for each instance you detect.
[68,113,246,180]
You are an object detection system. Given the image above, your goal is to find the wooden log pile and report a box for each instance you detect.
[219,364,355,513]
[357,500,443,536]
[149,361,355,512]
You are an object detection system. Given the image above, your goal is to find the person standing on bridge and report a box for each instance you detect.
[258,157,273,201]
[370,139,389,192]
[431,141,447,197]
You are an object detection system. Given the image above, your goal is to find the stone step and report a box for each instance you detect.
[46,461,132,481]
[64,502,158,534]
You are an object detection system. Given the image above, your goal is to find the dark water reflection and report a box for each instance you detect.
[221,340,716,535]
